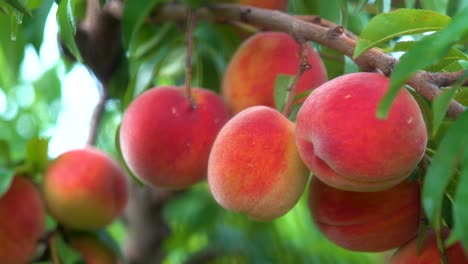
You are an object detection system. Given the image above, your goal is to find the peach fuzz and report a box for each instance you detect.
[43,147,128,230]
[296,72,427,192]
[120,86,230,189]
[0,176,45,264]
[208,106,309,221]
[222,32,327,114]
[390,230,468,263]
[308,177,420,252]
[239,0,288,10]
[69,235,119,264]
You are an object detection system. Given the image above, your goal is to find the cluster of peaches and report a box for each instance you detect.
[119,31,467,263]
[0,147,128,263]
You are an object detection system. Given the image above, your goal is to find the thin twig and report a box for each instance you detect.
[87,86,108,146]
[282,42,311,117]
[185,8,195,105]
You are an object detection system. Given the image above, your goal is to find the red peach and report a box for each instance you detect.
[390,230,468,264]
[44,147,128,230]
[308,177,420,252]
[119,86,230,189]
[222,32,328,114]
[296,72,427,192]
[208,106,309,221]
[0,176,45,264]
[69,235,119,264]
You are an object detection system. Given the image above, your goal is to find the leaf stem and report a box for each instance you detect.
[281,42,311,118]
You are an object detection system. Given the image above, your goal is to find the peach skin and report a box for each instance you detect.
[308,177,421,252]
[222,32,327,114]
[208,106,309,221]
[296,72,427,192]
[120,86,230,189]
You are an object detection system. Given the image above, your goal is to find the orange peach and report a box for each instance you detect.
[390,230,468,263]
[69,235,119,264]
[296,72,427,192]
[308,177,420,252]
[222,32,327,114]
[0,176,45,264]
[44,147,128,230]
[119,86,230,189]
[208,106,309,220]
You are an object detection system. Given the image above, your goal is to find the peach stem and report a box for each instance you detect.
[185,8,195,106]
[281,42,311,118]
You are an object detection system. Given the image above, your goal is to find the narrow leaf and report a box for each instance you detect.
[56,0,82,62]
[354,9,451,58]
[377,7,468,119]
[0,169,14,197]
[453,144,468,252]
[5,0,32,17]
[122,0,163,50]
[423,110,468,224]
[25,137,49,173]
[274,74,295,112]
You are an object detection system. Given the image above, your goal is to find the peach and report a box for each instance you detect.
[208,106,309,221]
[390,230,468,263]
[296,72,427,192]
[238,0,288,10]
[69,235,119,264]
[308,177,420,252]
[43,147,128,230]
[0,176,45,264]
[119,86,230,189]
[222,32,328,114]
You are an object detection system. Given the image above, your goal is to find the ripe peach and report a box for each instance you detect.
[222,32,328,114]
[308,177,420,252]
[238,0,288,10]
[43,147,128,230]
[390,230,468,263]
[120,86,230,189]
[0,176,45,264]
[296,72,427,192]
[69,235,118,264]
[208,106,309,221]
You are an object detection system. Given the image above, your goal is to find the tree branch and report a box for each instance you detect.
[103,2,466,118]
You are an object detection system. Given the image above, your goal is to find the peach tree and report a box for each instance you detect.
[0,0,468,263]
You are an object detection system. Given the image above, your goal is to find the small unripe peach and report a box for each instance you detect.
[308,177,420,252]
[222,32,327,114]
[120,86,230,189]
[208,106,309,220]
[296,72,427,192]
[0,176,45,264]
[44,147,128,230]
[239,0,288,10]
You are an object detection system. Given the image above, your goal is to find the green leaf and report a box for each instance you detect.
[377,7,468,119]
[122,0,163,50]
[432,71,468,137]
[453,144,468,252]
[5,0,32,17]
[354,9,451,58]
[56,0,82,62]
[52,234,82,264]
[0,169,14,197]
[274,74,295,112]
[420,0,448,14]
[454,88,468,106]
[25,137,49,174]
[423,109,468,225]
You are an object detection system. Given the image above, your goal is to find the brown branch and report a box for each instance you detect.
[87,87,108,146]
[103,2,465,118]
